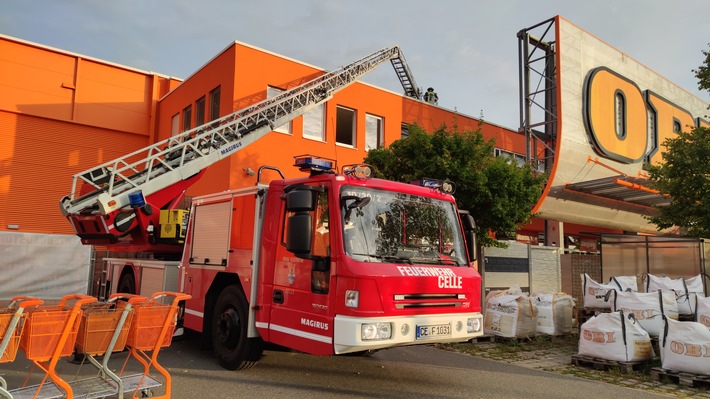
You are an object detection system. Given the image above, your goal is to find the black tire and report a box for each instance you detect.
[212,285,263,370]
[117,271,136,294]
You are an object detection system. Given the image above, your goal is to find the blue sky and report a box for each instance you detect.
[2,0,708,129]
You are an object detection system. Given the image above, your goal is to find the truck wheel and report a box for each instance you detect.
[212,285,263,370]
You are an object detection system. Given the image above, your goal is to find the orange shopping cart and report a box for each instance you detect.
[48,294,146,399]
[8,294,96,399]
[117,291,190,399]
[0,296,43,399]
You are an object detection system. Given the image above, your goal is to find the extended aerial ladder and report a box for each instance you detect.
[60,46,421,252]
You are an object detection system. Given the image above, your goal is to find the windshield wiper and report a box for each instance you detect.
[350,253,413,264]
[410,257,460,266]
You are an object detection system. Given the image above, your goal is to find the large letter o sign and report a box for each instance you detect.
[584,67,647,164]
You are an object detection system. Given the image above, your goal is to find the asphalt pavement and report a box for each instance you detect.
[0,332,677,399]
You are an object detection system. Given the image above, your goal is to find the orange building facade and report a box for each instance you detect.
[1,35,535,239]
[0,35,182,234]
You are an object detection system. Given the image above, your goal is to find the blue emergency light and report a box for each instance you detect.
[294,155,334,172]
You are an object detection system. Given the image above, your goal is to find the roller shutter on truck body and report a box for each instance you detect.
[189,200,232,266]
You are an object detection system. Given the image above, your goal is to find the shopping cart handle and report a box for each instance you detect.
[58,294,98,309]
[150,291,192,303]
[108,293,148,304]
[9,296,44,309]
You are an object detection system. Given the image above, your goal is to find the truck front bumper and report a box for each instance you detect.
[333,312,483,354]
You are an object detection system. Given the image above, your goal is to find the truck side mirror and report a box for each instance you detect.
[460,212,477,262]
[286,212,312,254]
[285,190,315,255]
[286,190,316,212]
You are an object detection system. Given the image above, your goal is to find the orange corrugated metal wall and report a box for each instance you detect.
[0,36,180,234]
[0,112,150,234]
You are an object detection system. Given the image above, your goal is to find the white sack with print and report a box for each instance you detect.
[661,317,710,375]
[578,311,654,362]
[697,296,710,328]
[533,292,575,336]
[611,275,639,292]
[484,288,537,338]
[581,274,620,309]
[611,290,678,337]
[646,273,705,316]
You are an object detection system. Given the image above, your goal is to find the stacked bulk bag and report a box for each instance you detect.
[660,317,710,375]
[646,273,705,316]
[610,290,678,337]
[578,311,655,362]
[611,275,639,292]
[483,286,537,338]
[581,274,616,309]
[532,292,575,336]
[697,296,710,328]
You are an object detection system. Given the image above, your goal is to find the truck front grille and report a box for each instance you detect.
[393,293,466,309]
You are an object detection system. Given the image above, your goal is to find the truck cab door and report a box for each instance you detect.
[269,183,334,355]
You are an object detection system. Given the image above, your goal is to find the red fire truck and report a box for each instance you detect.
[60,47,483,369]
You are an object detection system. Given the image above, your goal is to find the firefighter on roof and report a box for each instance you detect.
[424,87,438,105]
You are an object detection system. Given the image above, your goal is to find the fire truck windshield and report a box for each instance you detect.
[341,187,467,266]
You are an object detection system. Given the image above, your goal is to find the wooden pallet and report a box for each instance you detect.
[650,367,710,388]
[469,335,497,344]
[571,354,651,373]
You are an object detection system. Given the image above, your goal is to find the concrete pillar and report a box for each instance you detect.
[545,219,564,248]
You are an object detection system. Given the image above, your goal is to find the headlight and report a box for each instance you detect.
[361,322,393,340]
[467,317,482,333]
[345,290,359,308]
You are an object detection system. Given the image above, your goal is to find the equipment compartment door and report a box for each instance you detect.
[189,200,232,266]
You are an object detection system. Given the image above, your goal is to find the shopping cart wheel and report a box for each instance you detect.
[141,388,153,397]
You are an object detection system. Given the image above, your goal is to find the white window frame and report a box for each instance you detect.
[303,103,325,141]
[335,106,356,147]
[365,114,384,151]
[267,86,291,134]
[171,113,180,136]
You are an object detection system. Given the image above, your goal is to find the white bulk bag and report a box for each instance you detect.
[646,273,705,316]
[581,274,627,309]
[610,290,678,337]
[611,275,639,292]
[532,292,575,336]
[660,317,710,375]
[578,311,654,362]
[697,296,710,328]
[483,289,537,338]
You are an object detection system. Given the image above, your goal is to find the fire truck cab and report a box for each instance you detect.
[180,156,483,369]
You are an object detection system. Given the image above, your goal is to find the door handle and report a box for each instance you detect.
[273,289,284,304]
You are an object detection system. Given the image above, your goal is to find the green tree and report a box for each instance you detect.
[364,123,546,247]
[647,45,710,236]
[693,43,710,94]
[647,126,710,237]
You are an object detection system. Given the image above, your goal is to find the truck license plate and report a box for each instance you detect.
[416,324,451,339]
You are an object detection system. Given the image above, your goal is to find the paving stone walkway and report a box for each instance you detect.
[440,335,710,398]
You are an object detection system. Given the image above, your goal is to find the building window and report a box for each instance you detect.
[673,118,682,133]
[494,148,526,167]
[303,103,325,141]
[336,106,356,147]
[182,105,192,132]
[171,113,180,136]
[267,86,291,134]
[365,114,384,150]
[209,86,221,121]
[401,123,410,139]
[195,96,206,127]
